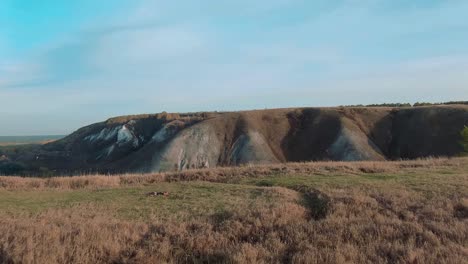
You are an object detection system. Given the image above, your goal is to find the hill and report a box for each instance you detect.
[1,105,467,176]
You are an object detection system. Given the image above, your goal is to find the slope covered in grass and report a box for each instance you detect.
[0,158,467,263]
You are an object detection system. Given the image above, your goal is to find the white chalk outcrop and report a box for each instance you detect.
[117,125,139,147]
[153,124,222,171]
[229,131,278,165]
[84,127,119,142]
[328,120,385,161]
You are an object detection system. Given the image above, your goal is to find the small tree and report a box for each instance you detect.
[461,126,468,155]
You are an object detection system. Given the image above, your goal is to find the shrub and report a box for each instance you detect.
[461,126,468,155]
[414,102,433,107]
[0,162,25,175]
[366,103,412,107]
[414,101,468,107]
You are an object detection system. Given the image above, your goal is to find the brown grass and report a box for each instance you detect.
[1,188,467,263]
[0,157,463,190]
[0,158,467,263]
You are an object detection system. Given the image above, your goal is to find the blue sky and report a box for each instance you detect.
[1,0,467,135]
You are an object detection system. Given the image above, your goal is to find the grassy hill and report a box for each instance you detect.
[2,105,467,176]
[1,158,467,263]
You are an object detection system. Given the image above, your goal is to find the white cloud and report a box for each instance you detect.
[0,61,46,89]
[238,43,343,66]
[1,0,468,135]
[124,0,308,21]
[294,54,468,104]
[241,0,465,61]
[91,25,207,71]
[0,37,6,58]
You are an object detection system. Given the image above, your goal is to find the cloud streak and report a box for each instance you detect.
[1,0,467,135]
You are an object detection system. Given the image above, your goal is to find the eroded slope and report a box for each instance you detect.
[1,105,467,175]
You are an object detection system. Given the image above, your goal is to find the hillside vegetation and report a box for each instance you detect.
[1,105,467,176]
[461,126,468,154]
[0,158,467,263]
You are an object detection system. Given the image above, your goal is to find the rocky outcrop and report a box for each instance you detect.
[1,105,467,175]
[154,123,222,171]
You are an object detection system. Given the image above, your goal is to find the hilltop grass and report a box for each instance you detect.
[0,158,467,263]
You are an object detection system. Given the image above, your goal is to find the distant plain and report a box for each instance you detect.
[0,135,64,146]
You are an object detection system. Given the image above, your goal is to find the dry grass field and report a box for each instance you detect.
[0,158,467,263]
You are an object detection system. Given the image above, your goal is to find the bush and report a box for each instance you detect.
[366,103,412,107]
[342,103,411,108]
[444,101,468,105]
[414,101,468,107]
[414,102,433,107]
[461,126,468,155]
[0,162,25,175]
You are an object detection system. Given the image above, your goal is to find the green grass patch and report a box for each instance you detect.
[1,163,466,221]
[0,181,289,221]
[239,169,468,196]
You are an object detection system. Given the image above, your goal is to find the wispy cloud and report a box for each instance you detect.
[0,61,47,88]
[1,0,467,135]
[91,25,208,72]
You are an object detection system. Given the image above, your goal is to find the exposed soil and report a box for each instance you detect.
[1,105,467,175]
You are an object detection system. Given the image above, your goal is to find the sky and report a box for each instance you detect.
[0,0,467,135]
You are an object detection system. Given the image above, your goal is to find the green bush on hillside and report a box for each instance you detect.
[0,162,25,175]
[461,126,468,155]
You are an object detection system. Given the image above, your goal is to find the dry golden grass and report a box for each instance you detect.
[1,189,466,263]
[0,157,463,190]
[0,157,467,263]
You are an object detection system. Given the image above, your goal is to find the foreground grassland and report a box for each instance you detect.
[0,158,467,263]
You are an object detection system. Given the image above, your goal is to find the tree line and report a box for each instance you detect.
[342,101,468,107]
